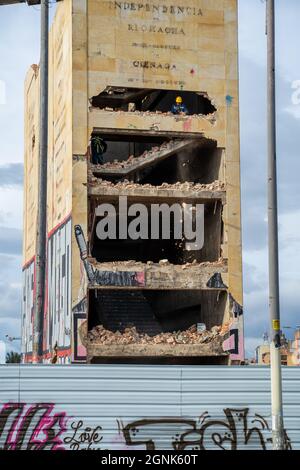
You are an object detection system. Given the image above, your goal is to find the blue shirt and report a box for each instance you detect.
[171,103,189,115]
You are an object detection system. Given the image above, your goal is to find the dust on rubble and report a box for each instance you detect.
[88,257,226,269]
[91,107,216,123]
[88,173,226,193]
[86,323,230,346]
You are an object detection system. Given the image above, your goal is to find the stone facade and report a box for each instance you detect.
[22,0,243,364]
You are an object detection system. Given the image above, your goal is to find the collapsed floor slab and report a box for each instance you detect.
[87,324,229,345]
[87,259,228,290]
[95,110,216,122]
[80,323,228,359]
[88,179,226,204]
[86,343,227,359]
[90,139,197,178]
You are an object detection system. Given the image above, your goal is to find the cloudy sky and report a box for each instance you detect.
[0,0,299,358]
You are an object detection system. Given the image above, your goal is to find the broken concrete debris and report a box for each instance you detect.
[91,106,216,122]
[88,257,226,270]
[88,172,225,193]
[90,139,192,172]
[86,323,230,346]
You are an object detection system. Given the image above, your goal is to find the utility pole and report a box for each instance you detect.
[32,0,49,363]
[266,0,285,450]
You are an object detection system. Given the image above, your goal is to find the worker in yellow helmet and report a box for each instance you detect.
[171,95,188,115]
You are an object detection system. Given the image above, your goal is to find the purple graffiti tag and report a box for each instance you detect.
[0,403,68,450]
[26,404,68,450]
[0,403,25,449]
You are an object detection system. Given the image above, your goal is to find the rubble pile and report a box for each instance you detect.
[89,257,226,269]
[92,107,216,122]
[88,172,225,193]
[86,323,230,346]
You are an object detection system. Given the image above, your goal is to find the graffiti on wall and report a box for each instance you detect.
[21,260,35,357]
[206,273,245,362]
[74,224,145,288]
[45,217,72,361]
[0,403,292,451]
[121,409,292,450]
[64,421,103,450]
[0,403,67,450]
[93,270,145,287]
[22,217,72,363]
[72,298,87,362]
[222,294,245,361]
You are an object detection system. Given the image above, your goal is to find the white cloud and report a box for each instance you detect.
[0,188,23,230]
[284,105,300,120]
[242,209,300,343]
[238,1,300,346]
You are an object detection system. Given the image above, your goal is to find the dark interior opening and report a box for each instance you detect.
[141,144,222,186]
[88,289,227,335]
[90,133,223,186]
[90,86,216,115]
[89,200,223,264]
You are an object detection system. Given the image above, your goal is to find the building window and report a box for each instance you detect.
[62,253,66,278]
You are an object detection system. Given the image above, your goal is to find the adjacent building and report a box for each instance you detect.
[22,0,243,364]
[256,330,300,367]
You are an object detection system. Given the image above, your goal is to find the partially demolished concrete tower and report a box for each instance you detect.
[22,0,243,364]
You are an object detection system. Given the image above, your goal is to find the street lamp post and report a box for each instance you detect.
[32,0,49,363]
[266,0,285,450]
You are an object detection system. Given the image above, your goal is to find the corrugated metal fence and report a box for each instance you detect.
[0,365,299,450]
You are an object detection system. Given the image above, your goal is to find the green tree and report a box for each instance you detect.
[5,351,21,364]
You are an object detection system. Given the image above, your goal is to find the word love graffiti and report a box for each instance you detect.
[0,403,67,450]
[64,420,103,450]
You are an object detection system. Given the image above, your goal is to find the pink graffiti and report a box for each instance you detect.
[183,117,192,132]
[0,402,68,450]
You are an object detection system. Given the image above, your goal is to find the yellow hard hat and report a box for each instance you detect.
[176,96,182,104]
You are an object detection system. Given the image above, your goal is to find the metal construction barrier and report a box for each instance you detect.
[0,365,299,450]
